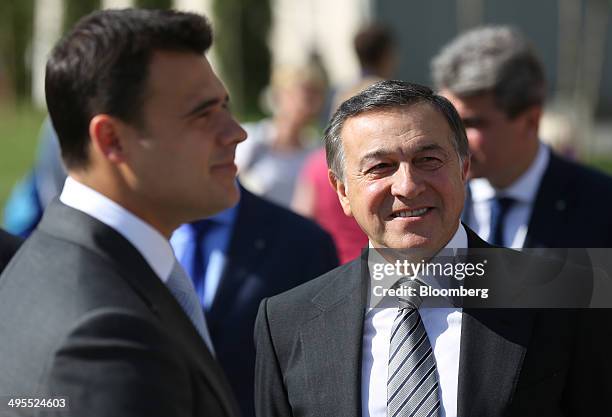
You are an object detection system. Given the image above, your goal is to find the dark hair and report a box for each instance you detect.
[324,80,468,180]
[431,26,545,119]
[45,8,213,169]
[354,24,395,71]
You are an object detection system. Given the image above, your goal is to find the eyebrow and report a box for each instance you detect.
[183,95,229,118]
[360,143,446,164]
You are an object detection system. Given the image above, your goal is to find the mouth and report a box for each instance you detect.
[210,161,238,177]
[389,207,432,219]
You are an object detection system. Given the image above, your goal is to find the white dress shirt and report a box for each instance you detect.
[362,224,467,417]
[468,142,550,248]
[59,176,175,282]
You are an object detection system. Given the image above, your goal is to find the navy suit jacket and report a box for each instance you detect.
[205,189,339,417]
[464,151,612,248]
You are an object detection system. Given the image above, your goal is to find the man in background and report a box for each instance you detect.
[0,9,245,416]
[432,26,612,249]
[172,185,338,417]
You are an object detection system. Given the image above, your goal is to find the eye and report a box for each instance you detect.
[415,156,443,170]
[366,162,394,174]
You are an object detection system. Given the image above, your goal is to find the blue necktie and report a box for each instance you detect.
[182,219,217,306]
[489,196,515,246]
[166,261,215,354]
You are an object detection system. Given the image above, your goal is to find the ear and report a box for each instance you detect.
[518,105,542,140]
[461,153,471,183]
[329,170,353,217]
[89,114,128,165]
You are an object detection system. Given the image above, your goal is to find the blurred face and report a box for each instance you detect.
[120,50,246,233]
[440,91,529,186]
[333,104,469,252]
[277,81,325,125]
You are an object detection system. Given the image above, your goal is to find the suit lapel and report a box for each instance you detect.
[458,228,536,417]
[40,201,240,417]
[300,256,368,416]
[524,153,571,248]
[208,189,266,324]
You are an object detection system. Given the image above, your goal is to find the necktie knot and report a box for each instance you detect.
[190,218,216,237]
[393,276,425,311]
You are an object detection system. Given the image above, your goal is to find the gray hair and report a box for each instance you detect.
[431,25,545,118]
[324,80,469,180]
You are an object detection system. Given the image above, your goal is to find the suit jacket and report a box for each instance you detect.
[254,226,610,417]
[464,151,612,248]
[0,201,240,417]
[205,189,339,417]
[0,228,23,273]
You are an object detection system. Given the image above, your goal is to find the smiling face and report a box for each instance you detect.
[117,50,247,234]
[332,103,469,252]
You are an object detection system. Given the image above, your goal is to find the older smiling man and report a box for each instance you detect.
[254,80,610,417]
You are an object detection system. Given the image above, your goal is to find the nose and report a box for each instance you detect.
[220,114,247,146]
[390,163,426,199]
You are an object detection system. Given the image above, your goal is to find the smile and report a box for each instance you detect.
[391,207,431,218]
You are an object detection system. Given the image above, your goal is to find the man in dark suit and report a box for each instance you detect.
[254,81,610,416]
[172,186,338,417]
[0,9,246,416]
[0,228,22,273]
[431,25,612,249]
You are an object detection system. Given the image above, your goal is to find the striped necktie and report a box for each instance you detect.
[387,278,441,417]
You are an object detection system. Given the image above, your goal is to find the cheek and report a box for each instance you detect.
[347,180,389,218]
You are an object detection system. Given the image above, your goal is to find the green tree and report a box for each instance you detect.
[135,0,172,9]
[213,0,271,119]
[63,0,100,33]
[0,0,35,104]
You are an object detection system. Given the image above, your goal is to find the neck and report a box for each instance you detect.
[490,140,539,189]
[71,172,176,239]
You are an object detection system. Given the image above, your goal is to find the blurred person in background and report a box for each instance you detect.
[171,183,338,417]
[235,62,327,208]
[290,24,398,264]
[292,80,376,264]
[432,25,612,249]
[330,23,398,115]
[3,118,65,237]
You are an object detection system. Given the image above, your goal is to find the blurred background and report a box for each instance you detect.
[1,0,611,219]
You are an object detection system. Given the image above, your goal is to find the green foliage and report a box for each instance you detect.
[0,105,46,213]
[213,0,271,119]
[0,0,35,103]
[63,0,100,33]
[134,0,172,9]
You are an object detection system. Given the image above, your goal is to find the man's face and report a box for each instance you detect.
[334,104,469,252]
[440,91,527,185]
[121,50,246,229]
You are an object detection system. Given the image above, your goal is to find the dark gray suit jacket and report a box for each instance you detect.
[0,201,240,417]
[254,227,611,417]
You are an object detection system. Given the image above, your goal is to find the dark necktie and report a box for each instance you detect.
[182,219,217,304]
[489,196,515,246]
[387,278,441,417]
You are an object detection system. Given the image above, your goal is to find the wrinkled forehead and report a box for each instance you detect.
[340,104,455,155]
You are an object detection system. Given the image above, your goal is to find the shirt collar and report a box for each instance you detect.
[470,141,550,203]
[59,176,175,282]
